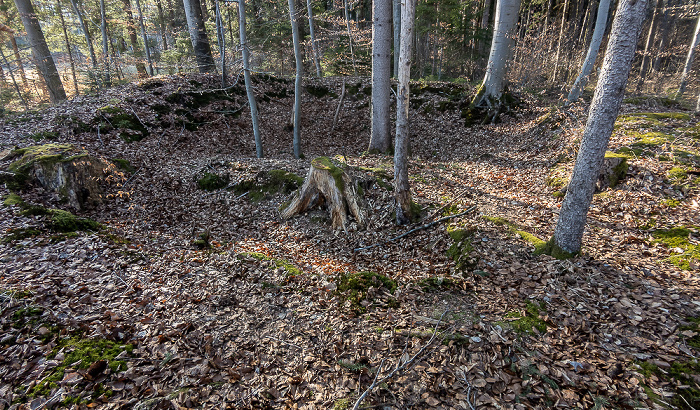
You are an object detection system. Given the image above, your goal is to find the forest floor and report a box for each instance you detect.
[0,73,699,410]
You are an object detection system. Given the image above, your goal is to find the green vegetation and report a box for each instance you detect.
[637,358,700,408]
[534,238,577,259]
[332,398,351,410]
[11,306,44,328]
[27,130,59,141]
[336,271,398,313]
[49,209,103,232]
[111,158,135,173]
[616,112,690,126]
[418,276,457,291]
[501,301,549,334]
[651,226,700,270]
[197,172,230,191]
[2,196,102,239]
[193,230,211,249]
[98,105,149,142]
[238,252,303,276]
[3,193,24,206]
[306,84,337,98]
[446,226,476,272]
[233,170,304,201]
[603,151,629,188]
[679,317,700,350]
[662,198,680,208]
[337,359,368,372]
[484,216,547,250]
[622,96,681,108]
[5,144,87,191]
[312,157,345,193]
[1,227,41,243]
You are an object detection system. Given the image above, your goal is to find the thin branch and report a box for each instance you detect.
[353,206,477,252]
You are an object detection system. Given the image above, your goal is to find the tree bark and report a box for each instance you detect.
[652,0,674,72]
[306,0,322,77]
[156,0,169,50]
[676,14,700,99]
[99,0,111,85]
[57,0,79,95]
[343,0,357,74]
[369,0,392,154]
[135,0,154,76]
[183,0,217,73]
[289,0,303,158]
[637,0,662,89]
[551,0,648,255]
[394,0,416,225]
[474,0,521,107]
[393,0,400,76]
[69,0,98,71]
[215,0,225,86]
[551,0,570,84]
[13,0,67,102]
[238,0,262,157]
[0,0,28,86]
[120,0,148,77]
[566,0,611,103]
[0,46,27,108]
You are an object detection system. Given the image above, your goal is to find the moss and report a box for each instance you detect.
[111,158,135,173]
[2,227,41,243]
[617,112,691,125]
[668,167,688,181]
[484,216,547,249]
[336,271,398,314]
[312,157,345,193]
[652,226,700,270]
[49,209,103,232]
[679,317,700,350]
[98,106,149,142]
[8,144,81,173]
[604,152,629,188]
[623,96,681,108]
[333,398,351,410]
[418,276,457,291]
[27,131,59,142]
[3,193,24,206]
[546,176,567,189]
[237,252,303,277]
[662,198,680,208]
[337,359,368,372]
[12,306,44,328]
[197,172,230,191]
[234,170,303,202]
[534,238,577,259]
[500,301,548,334]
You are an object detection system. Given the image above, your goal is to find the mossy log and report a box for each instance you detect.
[280,157,365,230]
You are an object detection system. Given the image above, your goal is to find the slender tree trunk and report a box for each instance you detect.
[474,0,521,107]
[652,0,674,71]
[0,46,27,108]
[676,14,700,99]
[183,0,217,73]
[696,91,700,114]
[227,7,235,46]
[369,0,392,153]
[393,0,400,76]
[13,0,67,102]
[156,0,169,50]
[480,0,493,55]
[0,0,29,87]
[566,0,611,103]
[637,0,662,89]
[215,0,226,85]
[238,0,262,157]
[57,0,79,95]
[306,0,322,77]
[551,0,648,255]
[120,0,148,77]
[552,0,570,84]
[99,0,111,85]
[69,0,98,71]
[343,0,357,74]
[135,0,154,76]
[288,0,303,158]
[394,0,416,225]
[544,0,553,50]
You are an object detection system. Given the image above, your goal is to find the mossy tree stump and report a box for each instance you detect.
[280,157,365,230]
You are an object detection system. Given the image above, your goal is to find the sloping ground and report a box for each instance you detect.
[0,74,699,409]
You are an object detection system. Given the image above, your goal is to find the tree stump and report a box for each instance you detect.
[280,157,365,230]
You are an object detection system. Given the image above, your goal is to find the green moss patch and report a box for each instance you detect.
[651,226,700,270]
[312,157,345,193]
[4,196,102,235]
[499,301,548,334]
[418,276,459,291]
[238,252,303,277]
[233,170,304,202]
[636,358,700,408]
[197,172,230,191]
[5,144,87,191]
[11,306,44,328]
[484,216,547,249]
[111,158,135,173]
[1,227,41,243]
[27,130,59,142]
[98,106,149,142]
[447,226,476,272]
[617,112,691,126]
[3,193,24,206]
[336,271,398,314]
[623,96,682,108]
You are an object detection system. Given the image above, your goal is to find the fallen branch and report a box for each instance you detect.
[352,310,449,410]
[353,205,477,252]
[331,79,346,132]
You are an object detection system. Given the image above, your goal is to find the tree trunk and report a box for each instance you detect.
[306,0,322,77]
[156,0,169,50]
[215,0,226,85]
[696,91,700,114]
[69,0,98,71]
[13,0,67,102]
[652,0,674,72]
[394,0,416,225]
[480,0,493,55]
[566,0,611,103]
[637,0,662,89]
[0,46,27,108]
[288,0,303,158]
[135,0,154,76]
[393,0,400,76]
[281,158,365,231]
[183,0,217,73]
[99,0,111,85]
[343,0,357,74]
[0,0,28,87]
[238,0,262,157]
[676,14,700,99]
[473,0,520,108]
[120,0,148,77]
[551,0,570,84]
[57,0,79,95]
[369,0,392,154]
[550,0,647,256]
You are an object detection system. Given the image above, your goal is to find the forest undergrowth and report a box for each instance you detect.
[0,73,699,409]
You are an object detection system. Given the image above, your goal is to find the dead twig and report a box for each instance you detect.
[351,310,449,410]
[331,79,346,132]
[424,188,470,222]
[353,205,477,252]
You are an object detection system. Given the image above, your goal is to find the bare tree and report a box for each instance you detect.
[393,0,400,76]
[135,0,154,76]
[637,0,663,89]
[183,0,217,73]
[13,0,67,102]
[566,0,611,103]
[120,0,148,77]
[548,0,648,256]
[368,0,392,154]
[99,0,111,85]
[394,0,416,225]
[238,0,262,157]
[56,0,79,94]
[306,0,322,77]
[288,0,303,158]
[676,14,700,99]
[69,0,98,72]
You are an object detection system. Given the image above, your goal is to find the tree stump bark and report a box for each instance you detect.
[280,157,365,230]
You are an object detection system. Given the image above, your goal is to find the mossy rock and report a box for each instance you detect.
[599,152,629,189]
[336,271,398,314]
[97,106,150,142]
[111,158,135,174]
[534,237,577,259]
[197,172,229,191]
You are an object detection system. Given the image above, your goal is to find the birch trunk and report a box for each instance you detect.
[288,0,303,158]
[474,0,520,107]
[57,0,79,94]
[238,0,262,157]
[551,0,648,255]
[551,0,570,84]
[393,0,400,76]
[306,0,322,77]
[99,0,111,85]
[676,14,700,99]
[69,0,98,71]
[13,0,67,102]
[135,0,154,76]
[369,0,392,154]
[183,0,217,73]
[637,0,662,89]
[394,0,415,225]
[566,0,611,103]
